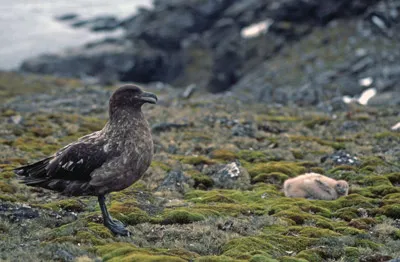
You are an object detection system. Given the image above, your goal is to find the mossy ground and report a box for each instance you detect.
[1,21,400,261]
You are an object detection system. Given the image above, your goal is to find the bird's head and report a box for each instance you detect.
[109,85,158,116]
[335,180,349,196]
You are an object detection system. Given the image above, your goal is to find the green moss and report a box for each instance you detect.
[334,194,381,209]
[374,131,400,139]
[380,204,400,219]
[87,222,113,238]
[355,239,381,250]
[247,162,306,178]
[41,199,86,212]
[222,237,273,259]
[329,165,357,173]
[0,170,16,179]
[238,150,267,163]
[194,256,245,262]
[96,243,193,262]
[279,257,308,262]
[0,181,15,193]
[0,71,81,102]
[210,149,238,161]
[183,132,212,142]
[179,156,216,165]
[151,161,172,172]
[0,194,17,202]
[253,172,288,185]
[272,210,317,225]
[333,207,359,221]
[12,136,60,156]
[192,174,214,189]
[290,149,304,160]
[309,167,324,174]
[222,234,316,259]
[109,201,151,225]
[386,173,400,184]
[335,226,366,235]
[348,218,377,230]
[250,254,279,262]
[259,116,301,122]
[304,116,332,128]
[296,227,341,238]
[344,247,360,261]
[289,136,345,150]
[360,156,385,169]
[295,249,323,262]
[357,176,392,187]
[75,231,106,245]
[162,210,205,224]
[268,199,332,218]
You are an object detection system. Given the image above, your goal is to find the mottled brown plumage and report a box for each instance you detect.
[15,85,157,235]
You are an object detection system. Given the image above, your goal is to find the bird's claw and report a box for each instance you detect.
[104,219,130,236]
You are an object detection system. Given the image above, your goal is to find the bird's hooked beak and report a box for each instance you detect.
[139,92,158,104]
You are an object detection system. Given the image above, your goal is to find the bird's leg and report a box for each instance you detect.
[98,194,130,236]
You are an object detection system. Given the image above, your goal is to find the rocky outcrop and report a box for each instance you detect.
[19,0,399,103]
[20,39,183,84]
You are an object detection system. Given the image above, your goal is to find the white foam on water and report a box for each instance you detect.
[0,0,152,70]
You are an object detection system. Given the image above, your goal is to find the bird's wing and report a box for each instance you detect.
[46,134,111,181]
[314,178,333,194]
[16,131,112,185]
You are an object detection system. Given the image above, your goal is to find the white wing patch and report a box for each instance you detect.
[62,161,75,171]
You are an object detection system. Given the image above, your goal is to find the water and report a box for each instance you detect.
[0,0,152,70]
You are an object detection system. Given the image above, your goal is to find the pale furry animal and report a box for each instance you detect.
[283,173,349,200]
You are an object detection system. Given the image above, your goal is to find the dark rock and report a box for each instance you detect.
[269,21,312,40]
[20,39,183,84]
[0,204,40,222]
[71,20,90,28]
[317,97,350,113]
[269,0,380,25]
[205,162,251,189]
[292,83,322,106]
[218,220,234,231]
[157,170,188,194]
[89,16,120,32]
[125,0,233,50]
[223,0,269,26]
[206,19,243,93]
[321,150,361,166]
[360,254,393,262]
[258,123,286,134]
[394,219,400,228]
[231,121,256,138]
[340,121,361,132]
[70,16,120,31]
[55,249,75,262]
[3,86,112,114]
[55,13,78,21]
[351,56,374,74]
[152,122,190,133]
[368,91,400,106]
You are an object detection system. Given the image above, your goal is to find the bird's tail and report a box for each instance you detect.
[14,157,53,185]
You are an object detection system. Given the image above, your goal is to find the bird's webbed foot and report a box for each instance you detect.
[104,217,130,236]
[98,194,131,236]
